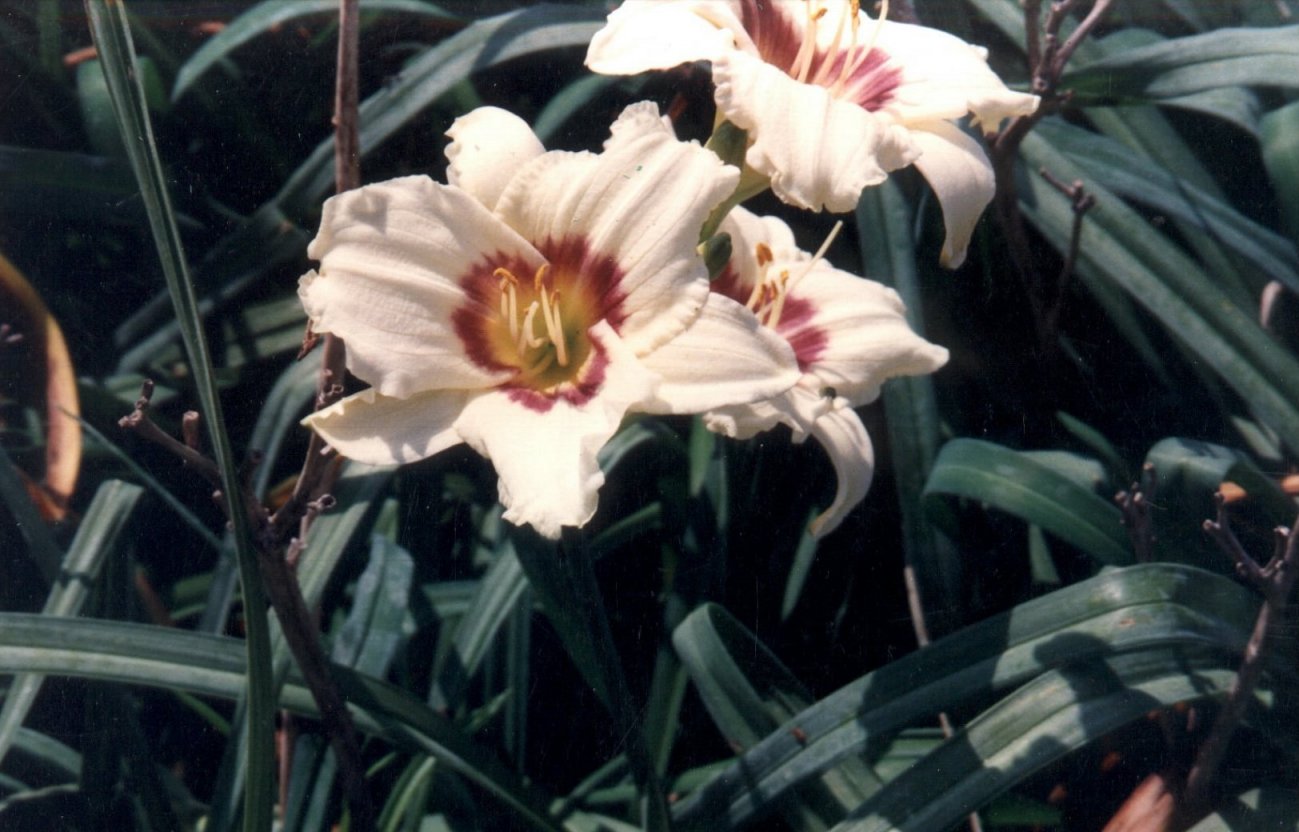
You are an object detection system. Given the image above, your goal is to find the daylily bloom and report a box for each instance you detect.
[586,0,1040,267]
[299,103,802,539]
[706,206,949,536]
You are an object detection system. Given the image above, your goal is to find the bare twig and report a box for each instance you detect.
[251,2,373,827]
[181,410,202,451]
[119,382,221,487]
[1114,463,1156,563]
[989,0,1115,348]
[1178,497,1299,827]
[1037,168,1096,339]
[334,0,361,195]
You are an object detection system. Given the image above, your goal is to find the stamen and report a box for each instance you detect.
[495,269,521,339]
[755,242,774,266]
[838,0,888,92]
[550,291,569,367]
[533,263,550,293]
[811,1,851,87]
[831,0,862,93]
[786,220,844,295]
[790,1,823,82]
[519,301,545,352]
[767,270,792,329]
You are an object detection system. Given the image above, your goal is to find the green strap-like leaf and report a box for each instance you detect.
[672,564,1268,830]
[1035,118,1299,297]
[0,480,143,767]
[1262,101,1299,247]
[922,438,1132,565]
[0,613,565,832]
[1064,25,1299,102]
[275,3,605,218]
[856,177,961,625]
[171,0,460,101]
[1020,128,1299,454]
[80,5,277,829]
[833,649,1269,831]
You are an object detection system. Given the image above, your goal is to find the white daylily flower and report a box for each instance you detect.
[586,0,1040,267]
[299,103,802,539]
[705,207,949,537]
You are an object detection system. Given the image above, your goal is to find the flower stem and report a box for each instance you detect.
[699,122,769,244]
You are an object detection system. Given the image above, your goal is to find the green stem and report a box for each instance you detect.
[699,121,770,243]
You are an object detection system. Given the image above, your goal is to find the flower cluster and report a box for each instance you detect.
[299,0,1036,540]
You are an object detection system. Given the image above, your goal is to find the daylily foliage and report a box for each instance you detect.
[586,0,1039,267]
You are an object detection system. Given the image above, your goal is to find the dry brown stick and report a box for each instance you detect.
[1037,167,1096,339]
[119,380,373,829]
[989,0,1115,348]
[1178,499,1299,827]
[334,0,361,195]
[248,2,374,828]
[1114,463,1156,564]
[120,404,221,488]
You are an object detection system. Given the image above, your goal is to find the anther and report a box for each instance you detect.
[755,243,774,266]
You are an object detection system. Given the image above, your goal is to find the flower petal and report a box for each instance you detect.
[872,21,1039,130]
[452,320,657,539]
[445,107,545,212]
[714,49,918,213]
[303,387,467,465]
[909,121,995,269]
[704,380,830,441]
[775,263,949,404]
[496,103,738,354]
[639,293,800,414]
[806,405,874,538]
[303,176,541,396]
[585,0,741,75]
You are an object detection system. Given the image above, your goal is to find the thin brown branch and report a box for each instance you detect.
[119,382,221,487]
[1178,502,1299,827]
[334,0,361,194]
[989,0,1115,350]
[252,2,373,828]
[1037,167,1096,337]
[1023,0,1043,79]
[1115,463,1156,564]
[1053,0,1117,77]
